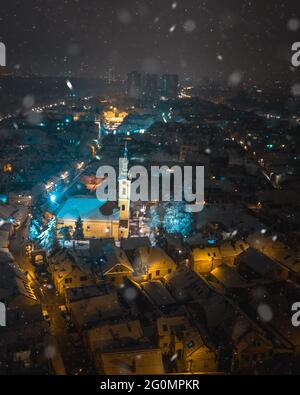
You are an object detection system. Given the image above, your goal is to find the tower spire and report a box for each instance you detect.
[124,140,128,159]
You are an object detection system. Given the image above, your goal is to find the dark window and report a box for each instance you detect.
[187,340,195,349]
[162,324,168,332]
[65,278,72,284]
[156,270,160,276]
[148,273,152,280]
[80,276,88,281]
[168,269,172,274]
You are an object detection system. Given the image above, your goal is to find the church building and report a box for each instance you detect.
[56,144,131,240]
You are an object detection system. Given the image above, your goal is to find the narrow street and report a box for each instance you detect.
[9,215,91,374]
[41,285,92,375]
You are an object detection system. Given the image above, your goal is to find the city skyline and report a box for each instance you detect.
[0,0,299,82]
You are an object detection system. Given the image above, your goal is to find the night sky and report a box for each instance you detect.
[0,0,299,82]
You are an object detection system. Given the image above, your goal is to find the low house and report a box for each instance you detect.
[156,315,218,373]
[247,233,300,282]
[97,348,165,375]
[219,241,249,266]
[0,203,29,230]
[49,249,95,295]
[209,264,248,291]
[85,320,148,359]
[163,233,184,261]
[69,291,126,331]
[230,315,274,372]
[165,266,212,303]
[139,280,177,312]
[134,247,177,280]
[188,297,275,373]
[90,239,134,286]
[192,247,222,274]
[192,241,249,274]
[65,284,114,311]
[0,227,10,250]
[237,248,288,281]
[238,281,300,355]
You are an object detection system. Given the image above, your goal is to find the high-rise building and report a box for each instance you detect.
[127,71,142,99]
[142,74,159,103]
[161,74,179,99]
[105,67,115,85]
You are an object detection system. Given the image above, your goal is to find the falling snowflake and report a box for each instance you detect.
[123,287,138,301]
[228,70,243,87]
[44,345,56,359]
[291,84,300,96]
[287,18,300,32]
[66,80,73,91]
[117,9,132,25]
[170,353,178,362]
[257,303,273,323]
[183,20,196,33]
[169,24,176,33]
[22,95,35,109]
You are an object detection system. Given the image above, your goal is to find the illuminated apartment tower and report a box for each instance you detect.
[118,143,131,238]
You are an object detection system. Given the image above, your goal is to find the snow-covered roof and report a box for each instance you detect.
[57,197,120,221]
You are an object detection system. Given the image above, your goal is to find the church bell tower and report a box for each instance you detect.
[118,142,131,238]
